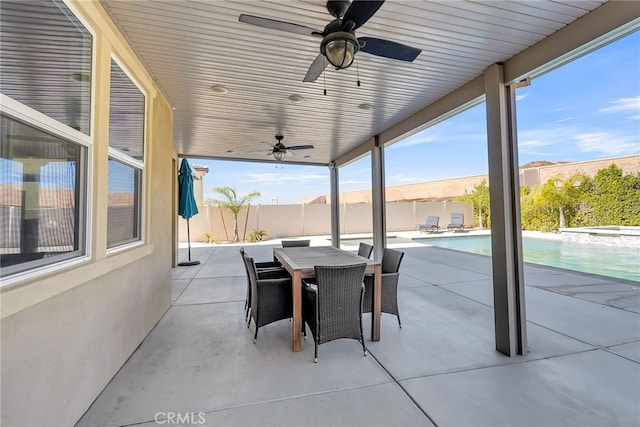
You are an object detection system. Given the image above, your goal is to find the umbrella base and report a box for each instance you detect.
[178,260,201,266]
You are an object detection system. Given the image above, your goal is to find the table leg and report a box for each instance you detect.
[292,270,302,352]
[371,264,381,341]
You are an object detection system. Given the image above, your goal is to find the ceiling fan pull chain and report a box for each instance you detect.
[323,71,327,96]
[356,58,361,87]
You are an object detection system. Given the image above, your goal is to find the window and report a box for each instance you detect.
[0,0,92,279]
[0,0,92,135]
[107,159,141,247]
[0,114,88,276]
[107,59,145,248]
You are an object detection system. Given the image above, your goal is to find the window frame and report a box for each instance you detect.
[0,0,96,285]
[0,95,93,284]
[105,55,147,253]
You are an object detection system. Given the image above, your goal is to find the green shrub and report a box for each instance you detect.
[248,229,267,242]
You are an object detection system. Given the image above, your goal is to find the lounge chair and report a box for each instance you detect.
[447,213,465,232]
[418,216,440,233]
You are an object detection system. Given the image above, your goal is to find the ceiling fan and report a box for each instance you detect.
[239,0,421,82]
[265,134,314,161]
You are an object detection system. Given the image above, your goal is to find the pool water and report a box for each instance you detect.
[416,235,639,282]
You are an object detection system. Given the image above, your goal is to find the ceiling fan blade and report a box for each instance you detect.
[239,14,321,37]
[286,145,314,150]
[303,54,328,82]
[342,1,384,31]
[358,37,421,62]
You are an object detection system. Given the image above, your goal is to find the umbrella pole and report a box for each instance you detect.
[179,218,200,266]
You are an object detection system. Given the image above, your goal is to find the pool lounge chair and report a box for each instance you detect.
[447,213,465,232]
[418,216,440,233]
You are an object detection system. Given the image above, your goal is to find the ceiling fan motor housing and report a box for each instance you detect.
[326,0,351,19]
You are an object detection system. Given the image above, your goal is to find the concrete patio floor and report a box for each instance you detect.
[77,235,640,427]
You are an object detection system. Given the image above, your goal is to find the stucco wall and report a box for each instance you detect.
[1,2,174,426]
[179,201,475,242]
[536,155,639,183]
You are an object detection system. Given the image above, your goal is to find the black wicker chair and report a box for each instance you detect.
[302,263,367,363]
[357,242,373,259]
[363,248,405,327]
[242,253,292,342]
[239,247,286,321]
[281,239,310,247]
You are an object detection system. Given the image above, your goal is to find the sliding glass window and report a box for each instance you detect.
[0,0,92,278]
[107,59,145,249]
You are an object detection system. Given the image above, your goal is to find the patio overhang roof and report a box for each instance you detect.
[100,0,639,167]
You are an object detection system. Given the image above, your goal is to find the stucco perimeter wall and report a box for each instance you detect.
[180,201,474,242]
[1,2,174,426]
[327,156,640,203]
[537,155,640,183]
[337,175,489,203]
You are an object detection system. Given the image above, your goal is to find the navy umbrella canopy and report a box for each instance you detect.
[178,158,200,266]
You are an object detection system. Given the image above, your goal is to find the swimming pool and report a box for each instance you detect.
[415,235,639,282]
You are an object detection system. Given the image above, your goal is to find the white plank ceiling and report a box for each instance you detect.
[100,0,608,165]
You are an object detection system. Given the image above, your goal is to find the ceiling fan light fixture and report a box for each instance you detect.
[273,150,285,161]
[321,31,359,69]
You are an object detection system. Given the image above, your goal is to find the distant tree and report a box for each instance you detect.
[577,164,640,226]
[454,180,490,228]
[520,184,558,232]
[205,187,260,242]
[537,174,587,229]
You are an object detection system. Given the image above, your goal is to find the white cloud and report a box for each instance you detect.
[518,128,565,149]
[515,93,529,102]
[392,133,439,148]
[341,179,369,185]
[554,117,572,124]
[389,173,429,184]
[518,126,639,157]
[574,132,640,156]
[598,97,640,114]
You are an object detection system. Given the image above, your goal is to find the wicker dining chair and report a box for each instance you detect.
[357,242,373,259]
[242,253,293,343]
[240,247,286,321]
[281,239,311,247]
[302,263,367,363]
[363,248,405,327]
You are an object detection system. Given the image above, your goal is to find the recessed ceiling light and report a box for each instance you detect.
[288,94,304,102]
[358,103,373,111]
[211,84,228,94]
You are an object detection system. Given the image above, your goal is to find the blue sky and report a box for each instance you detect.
[190,31,639,205]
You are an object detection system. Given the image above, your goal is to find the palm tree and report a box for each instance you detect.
[207,186,260,242]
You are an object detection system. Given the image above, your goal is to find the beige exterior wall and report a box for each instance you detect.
[180,201,475,242]
[1,2,174,426]
[536,155,640,184]
[330,156,640,203]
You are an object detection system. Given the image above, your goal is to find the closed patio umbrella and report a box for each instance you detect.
[178,158,200,266]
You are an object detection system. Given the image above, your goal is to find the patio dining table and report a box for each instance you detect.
[273,246,382,352]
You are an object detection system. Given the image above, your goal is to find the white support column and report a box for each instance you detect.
[371,136,386,261]
[329,162,340,248]
[485,63,528,357]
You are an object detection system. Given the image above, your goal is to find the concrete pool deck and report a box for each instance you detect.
[78,235,640,426]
